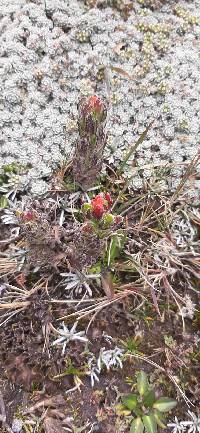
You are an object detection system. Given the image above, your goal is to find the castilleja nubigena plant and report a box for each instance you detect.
[73,95,107,190]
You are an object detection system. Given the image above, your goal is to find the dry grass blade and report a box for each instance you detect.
[50,298,105,304]
[22,395,66,414]
[0,308,25,327]
[119,120,154,173]
[171,151,200,202]
[126,257,161,316]
[0,257,18,275]
[58,288,145,323]
[188,209,200,226]
[0,301,30,310]
[0,278,47,327]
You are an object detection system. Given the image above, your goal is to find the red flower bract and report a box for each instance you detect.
[21,211,35,222]
[92,204,105,219]
[104,192,112,208]
[88,95,103,114]
[91,192,112,219]
[91,194,105,219]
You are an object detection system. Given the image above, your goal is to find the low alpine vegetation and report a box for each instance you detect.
[120,371,177,433]
[0,94,199,433]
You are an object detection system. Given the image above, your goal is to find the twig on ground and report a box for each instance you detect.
[127,353,193,407]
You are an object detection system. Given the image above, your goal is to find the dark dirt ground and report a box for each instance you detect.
[0,291,199,432]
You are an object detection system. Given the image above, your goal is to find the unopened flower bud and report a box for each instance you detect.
[103,213,115,226]
[82,203,92,213]
[81,222,93,233]
[115,215,123,225]
[21,211,36,222]
[73,95,107,190]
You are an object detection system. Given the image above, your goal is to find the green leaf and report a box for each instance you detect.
[122,394,138,411]
[142,413,157,433]
[143,390,156,408]
[153,410,166,429]
[0,196,8,209]
[130,417,144,433]
[106,230,126,267]
[90,134,97,146]
[137,371,149,397]
[153,397,177,413]
[115,403,131,416]
[164,335,176,349]
[134,407,144,418]
[82,203,92,212]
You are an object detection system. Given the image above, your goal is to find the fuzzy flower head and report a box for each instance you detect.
[82,193,123,228]
[21,211,36,222]
[79,95,107,124]
[88,95,103,114]
[91,192,112,219]
[73,95,107,190]
[85,95,105,118]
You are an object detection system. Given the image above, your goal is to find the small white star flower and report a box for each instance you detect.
[180,295,196,320]
[168,412,200,433]
[87,358,100,388]
[181,412,200,433]
[61,271,101,297]
[52,322,88,355]
[97,347,124,372]
[168,417,186,433]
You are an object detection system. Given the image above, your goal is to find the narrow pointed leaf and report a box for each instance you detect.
[137,371,149,396]
[0,196,8,209]
[119,120,154,173]
[143,390,156,408]
[153,410,166,429]
[122,394,138,410]
[153,397,177,413]
[130,417,144,433]
[115,404,131,416]
[142,413,157,433]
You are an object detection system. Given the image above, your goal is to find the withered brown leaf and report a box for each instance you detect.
[101,268,115,300]
[44,417,66,433]
[111,66,133,80]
